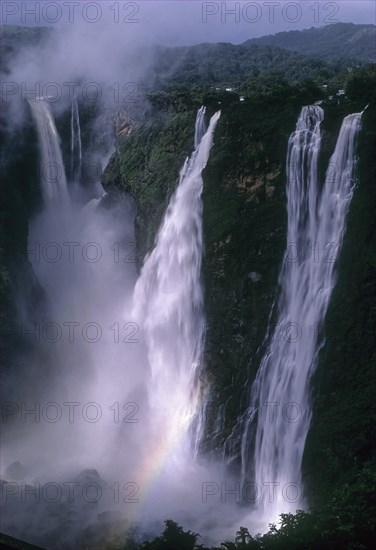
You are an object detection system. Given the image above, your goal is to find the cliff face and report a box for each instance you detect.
[198,99,296,459]
[303,104,376,501]
[0,102,44,364]
[102,107,198,263]
[102,87,376,498]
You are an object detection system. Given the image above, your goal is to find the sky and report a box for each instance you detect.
[1,0,375,46]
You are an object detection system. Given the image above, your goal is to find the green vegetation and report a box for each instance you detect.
[102,107,198,259]
[246,23,376,62]
[140,520,201,550]
[303,65,376,515]
[151,42,360,91]
[149,24,375,92]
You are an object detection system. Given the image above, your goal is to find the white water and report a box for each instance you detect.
[1,104,225,547]
[29,99,70,206]
[132,108,220,467]
[70,95,82,182]
[240,106,362,524]
[194,106,207,148]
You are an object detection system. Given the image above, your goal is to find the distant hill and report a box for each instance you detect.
[244,23,376,62]
[1,23,374,90]
[151,40,364,90]
[151,23,375,89]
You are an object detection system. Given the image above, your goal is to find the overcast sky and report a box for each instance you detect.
[1,1,375,45]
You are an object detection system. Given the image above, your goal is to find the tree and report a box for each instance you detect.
[235,527,252,546]
[141,520,200,550]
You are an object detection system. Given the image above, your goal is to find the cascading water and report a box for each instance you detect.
[70,94,82,182]
[29,99,70,205]
[70,97,74,180]
[194,106,207,148]
[239,106,362,524]
[1,104,224,547]
[132,107,220,475]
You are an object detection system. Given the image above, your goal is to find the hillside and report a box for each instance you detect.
[245,22,376,62]
[150,41,356,89]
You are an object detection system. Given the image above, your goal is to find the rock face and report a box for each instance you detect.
[102,88,376,499]
[0,102,45,366]
[303,102,376,502]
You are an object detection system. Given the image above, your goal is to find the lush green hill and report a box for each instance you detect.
[151,41,362,90]
[150,23,375,89]
[245,23,376,62]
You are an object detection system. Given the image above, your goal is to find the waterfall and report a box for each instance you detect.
[1,104,225,546]
[194,106,207,148]
[240,107,362,522]
[70,95,82,182]
[70,97,74,180]
[132,107,220,464]
[29,98,70,205]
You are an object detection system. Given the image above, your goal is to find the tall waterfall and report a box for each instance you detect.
[29,99,70,205]
[133,107,221,466]
[70,95,82,181]
[240,106,362,522]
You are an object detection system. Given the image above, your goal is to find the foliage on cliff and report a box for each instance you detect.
[151,41,354,90]
[303,65,376,505]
